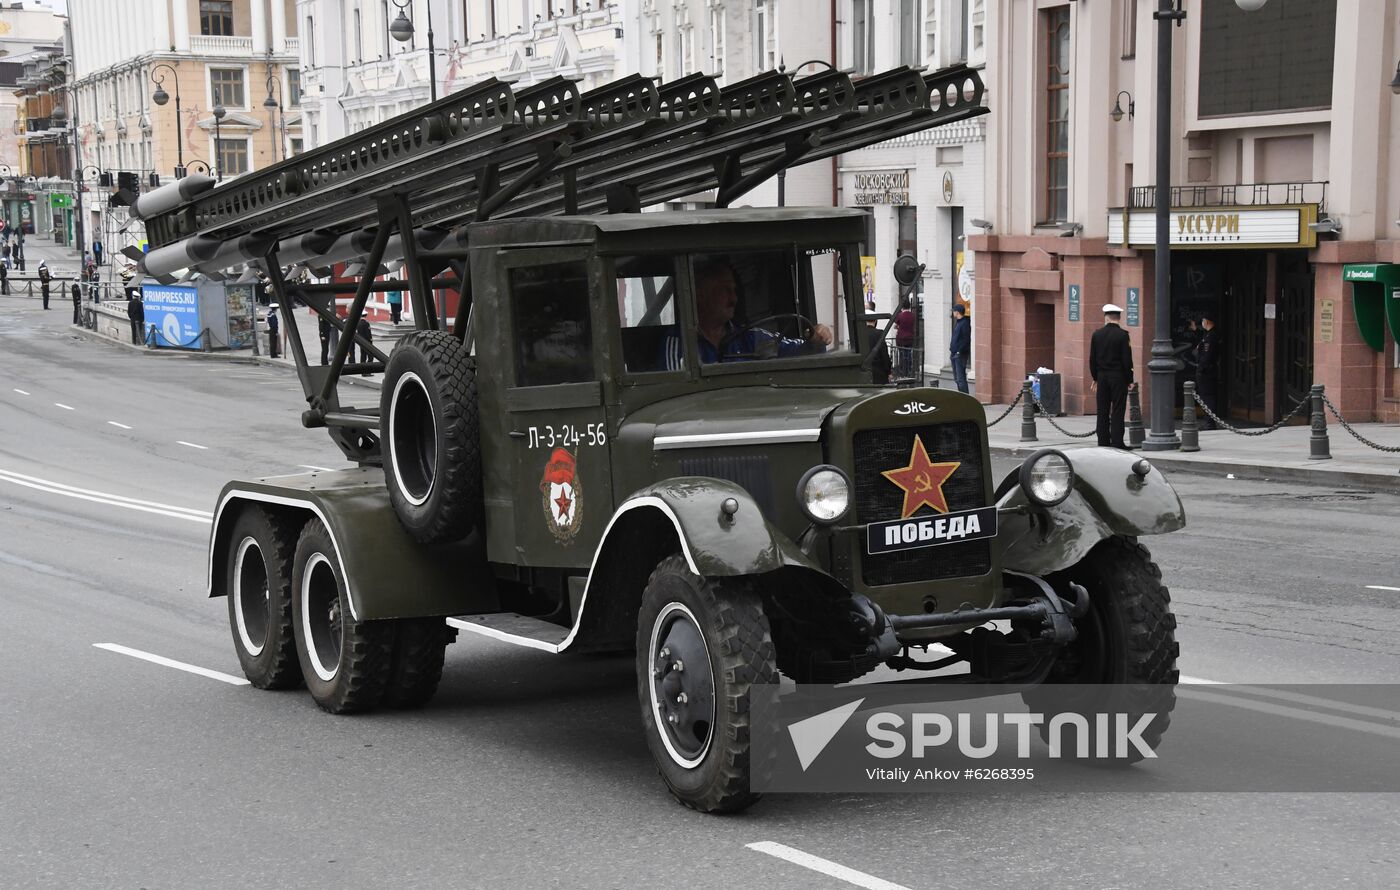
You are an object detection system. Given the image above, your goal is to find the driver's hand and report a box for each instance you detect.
[811,324,833,346]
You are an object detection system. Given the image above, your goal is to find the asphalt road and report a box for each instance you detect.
[3,298,1398,889]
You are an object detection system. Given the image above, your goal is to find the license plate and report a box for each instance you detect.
[866,506,998,555]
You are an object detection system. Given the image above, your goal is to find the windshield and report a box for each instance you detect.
[615,245,858,375]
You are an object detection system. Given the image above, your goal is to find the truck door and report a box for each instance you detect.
[502,250,613,569]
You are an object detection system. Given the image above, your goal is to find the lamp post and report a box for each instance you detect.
[389,0,438,103]
[49,82,86,268]
[212,104,226,181]
[149,63,185,178]
[774,58,835,207]
[263,72,282,162]
[1143,0,1268,450]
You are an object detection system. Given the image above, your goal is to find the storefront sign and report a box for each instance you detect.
[853,171,910,206]
[1319,299,1334,343]
[1126,287,1140,327]
[1068,284,1080,322]
[942,172,954,204]
[1107,205,1318,250]
[50,193,72,209]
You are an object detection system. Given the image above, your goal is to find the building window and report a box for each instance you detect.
[216,137,248,176]
[898,0,918,67]
[353,6,363,63]
[306,17,316,64]
[287,69,302,108]
[709,2,726,79]
[289,137,304,156]
[755,0,770,69]
[200,0,234,36]
[1042,7,1070,224]
[852,0,873,74]
[1121,0,1138,59]
[210,68,245,108]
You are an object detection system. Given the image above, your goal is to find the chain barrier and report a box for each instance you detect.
[1319,392,1400,454]
[1191,390,1309,436]
[1032,397,1097,438]
[986,386,1024,426]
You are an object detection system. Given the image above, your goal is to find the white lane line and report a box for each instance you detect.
[54,402,75,410]
[1180,689,1400,742]
[0,468,213,523]
[1183,677,1400,723]
[177,441,209,450]
[13,388,30,395]
[107,421,133,430]
[93,643,249,687]
[298,464,336,472]
[1180,675,1225,685]
[747,842,911,890]
[1366,585,1400,592]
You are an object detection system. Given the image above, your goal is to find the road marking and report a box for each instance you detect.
[177,441,209,450]
[13,388,29,395]
[54,402,74,410]
[747,842,910,890]
[0,468,212,524]
[1180,689,1400,742]
[298,464,336,472]
[1180,675,1225,685]
[1366,585,1400,592]
[93,643,249,686]
[107,421,133,430]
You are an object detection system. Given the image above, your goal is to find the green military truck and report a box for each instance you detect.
[131,65,1182,813]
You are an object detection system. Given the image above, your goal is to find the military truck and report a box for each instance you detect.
[130,64,1182,813]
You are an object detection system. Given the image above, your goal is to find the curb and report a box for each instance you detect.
[988,442,1400,493]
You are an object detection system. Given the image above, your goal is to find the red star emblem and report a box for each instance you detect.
[554,489,573,521]
[880,436,960,518]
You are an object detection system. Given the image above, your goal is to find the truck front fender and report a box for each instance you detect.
[997,448,1185,577]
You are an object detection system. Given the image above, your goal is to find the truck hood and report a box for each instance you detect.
[624,386,870,450]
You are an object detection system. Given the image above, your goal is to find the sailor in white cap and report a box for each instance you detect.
[1089,300,1134,448]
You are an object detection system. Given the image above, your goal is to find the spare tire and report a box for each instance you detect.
[381,330,482,544]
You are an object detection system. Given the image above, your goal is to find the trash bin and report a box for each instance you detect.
[1037,373,1063,416]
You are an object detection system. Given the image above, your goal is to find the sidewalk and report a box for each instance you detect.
[985,405,1400,491]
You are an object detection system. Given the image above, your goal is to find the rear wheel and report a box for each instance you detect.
[636,555,777,813]
[381,330,482,545]
[291,520,393,713]
[225,507,300,689]
[383,619,453,709]
[1022,536,1179,760]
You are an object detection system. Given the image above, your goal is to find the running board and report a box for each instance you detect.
[447,613,570,653]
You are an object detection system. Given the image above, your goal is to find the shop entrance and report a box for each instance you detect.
[1171,250,1313,425]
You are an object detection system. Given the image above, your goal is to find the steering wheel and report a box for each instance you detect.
[717,313,821,359]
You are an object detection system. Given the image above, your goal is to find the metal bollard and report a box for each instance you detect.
[1126,385,1146,449]
[1180,381,1200,452]
[1309,383,1331,460]
[201,327,213,353]
[147,324,157,348]
[1019,379,1038,443]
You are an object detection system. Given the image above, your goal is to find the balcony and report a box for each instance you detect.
[190,34,255,55]
[283,37,300,55]
[1128,181,1328,211]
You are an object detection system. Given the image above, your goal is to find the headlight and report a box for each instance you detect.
[797,465,851,525]
[1018,450,1074,506]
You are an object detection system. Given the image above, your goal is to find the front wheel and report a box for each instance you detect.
[1022,536,1179,760]
[636,555,777,813]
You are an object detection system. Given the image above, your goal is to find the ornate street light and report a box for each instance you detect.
[774,58,835,207]
[264,71,283,162]
[212,104,226,181]
[389,1,438,102]
[149,63,185,177]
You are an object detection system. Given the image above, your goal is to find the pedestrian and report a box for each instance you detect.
[356,316,373,373]
[1089,303,1135,449]
[387,288,403,325]
[1195,311,1221,429]
[0,259,8,296]
[894,296,916,379]
[128,291,145,344]
[87,262,101,302]
[949,303,971,394]
[92,239,103,267]
[71,281,81,325]
[866,314,892,385]
[266,304,281,359]
[38,260,50,309]
[318,314,333,365]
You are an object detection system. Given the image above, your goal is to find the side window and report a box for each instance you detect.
[511,261,594,387]
[614,255,679,374]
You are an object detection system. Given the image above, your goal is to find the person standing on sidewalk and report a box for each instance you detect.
[387,288,403,325]
[266,304,281,359]
[71,281,81,325]
[894,297,916,379]
[127,292,145,344]
[1195,311,1221,429]
[356,316,373,373]
[38,261,50,309]
[1089,303,1135,449]
[949,304,971,394]
[0,260,8,295]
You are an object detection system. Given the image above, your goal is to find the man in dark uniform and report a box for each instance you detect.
[0,259,8,295]
[1089,302,1135,449]
[38,260,50,309]
[128,292,145,344]
[266,304,281,359]
[1195,311,1221,429]
[71,281,81,325]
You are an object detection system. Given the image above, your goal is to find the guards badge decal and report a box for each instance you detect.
[541,447,582,543]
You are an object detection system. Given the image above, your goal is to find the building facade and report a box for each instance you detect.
[974,0,1400,423]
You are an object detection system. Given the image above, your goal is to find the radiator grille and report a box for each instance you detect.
[678,454,775,519]
[853,421,991,586]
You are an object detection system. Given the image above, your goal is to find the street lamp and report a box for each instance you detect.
[388,0,438,103]
[149,63,185,177]
[1144,0,1270,450]
[263,72,282,162]
[212,104,226,182]
[1110,90,1135,122]
[774,58,835,207]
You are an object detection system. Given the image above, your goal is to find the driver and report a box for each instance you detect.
[658,260,833,370]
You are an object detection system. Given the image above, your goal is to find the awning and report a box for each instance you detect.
[1343,264,1400,352]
